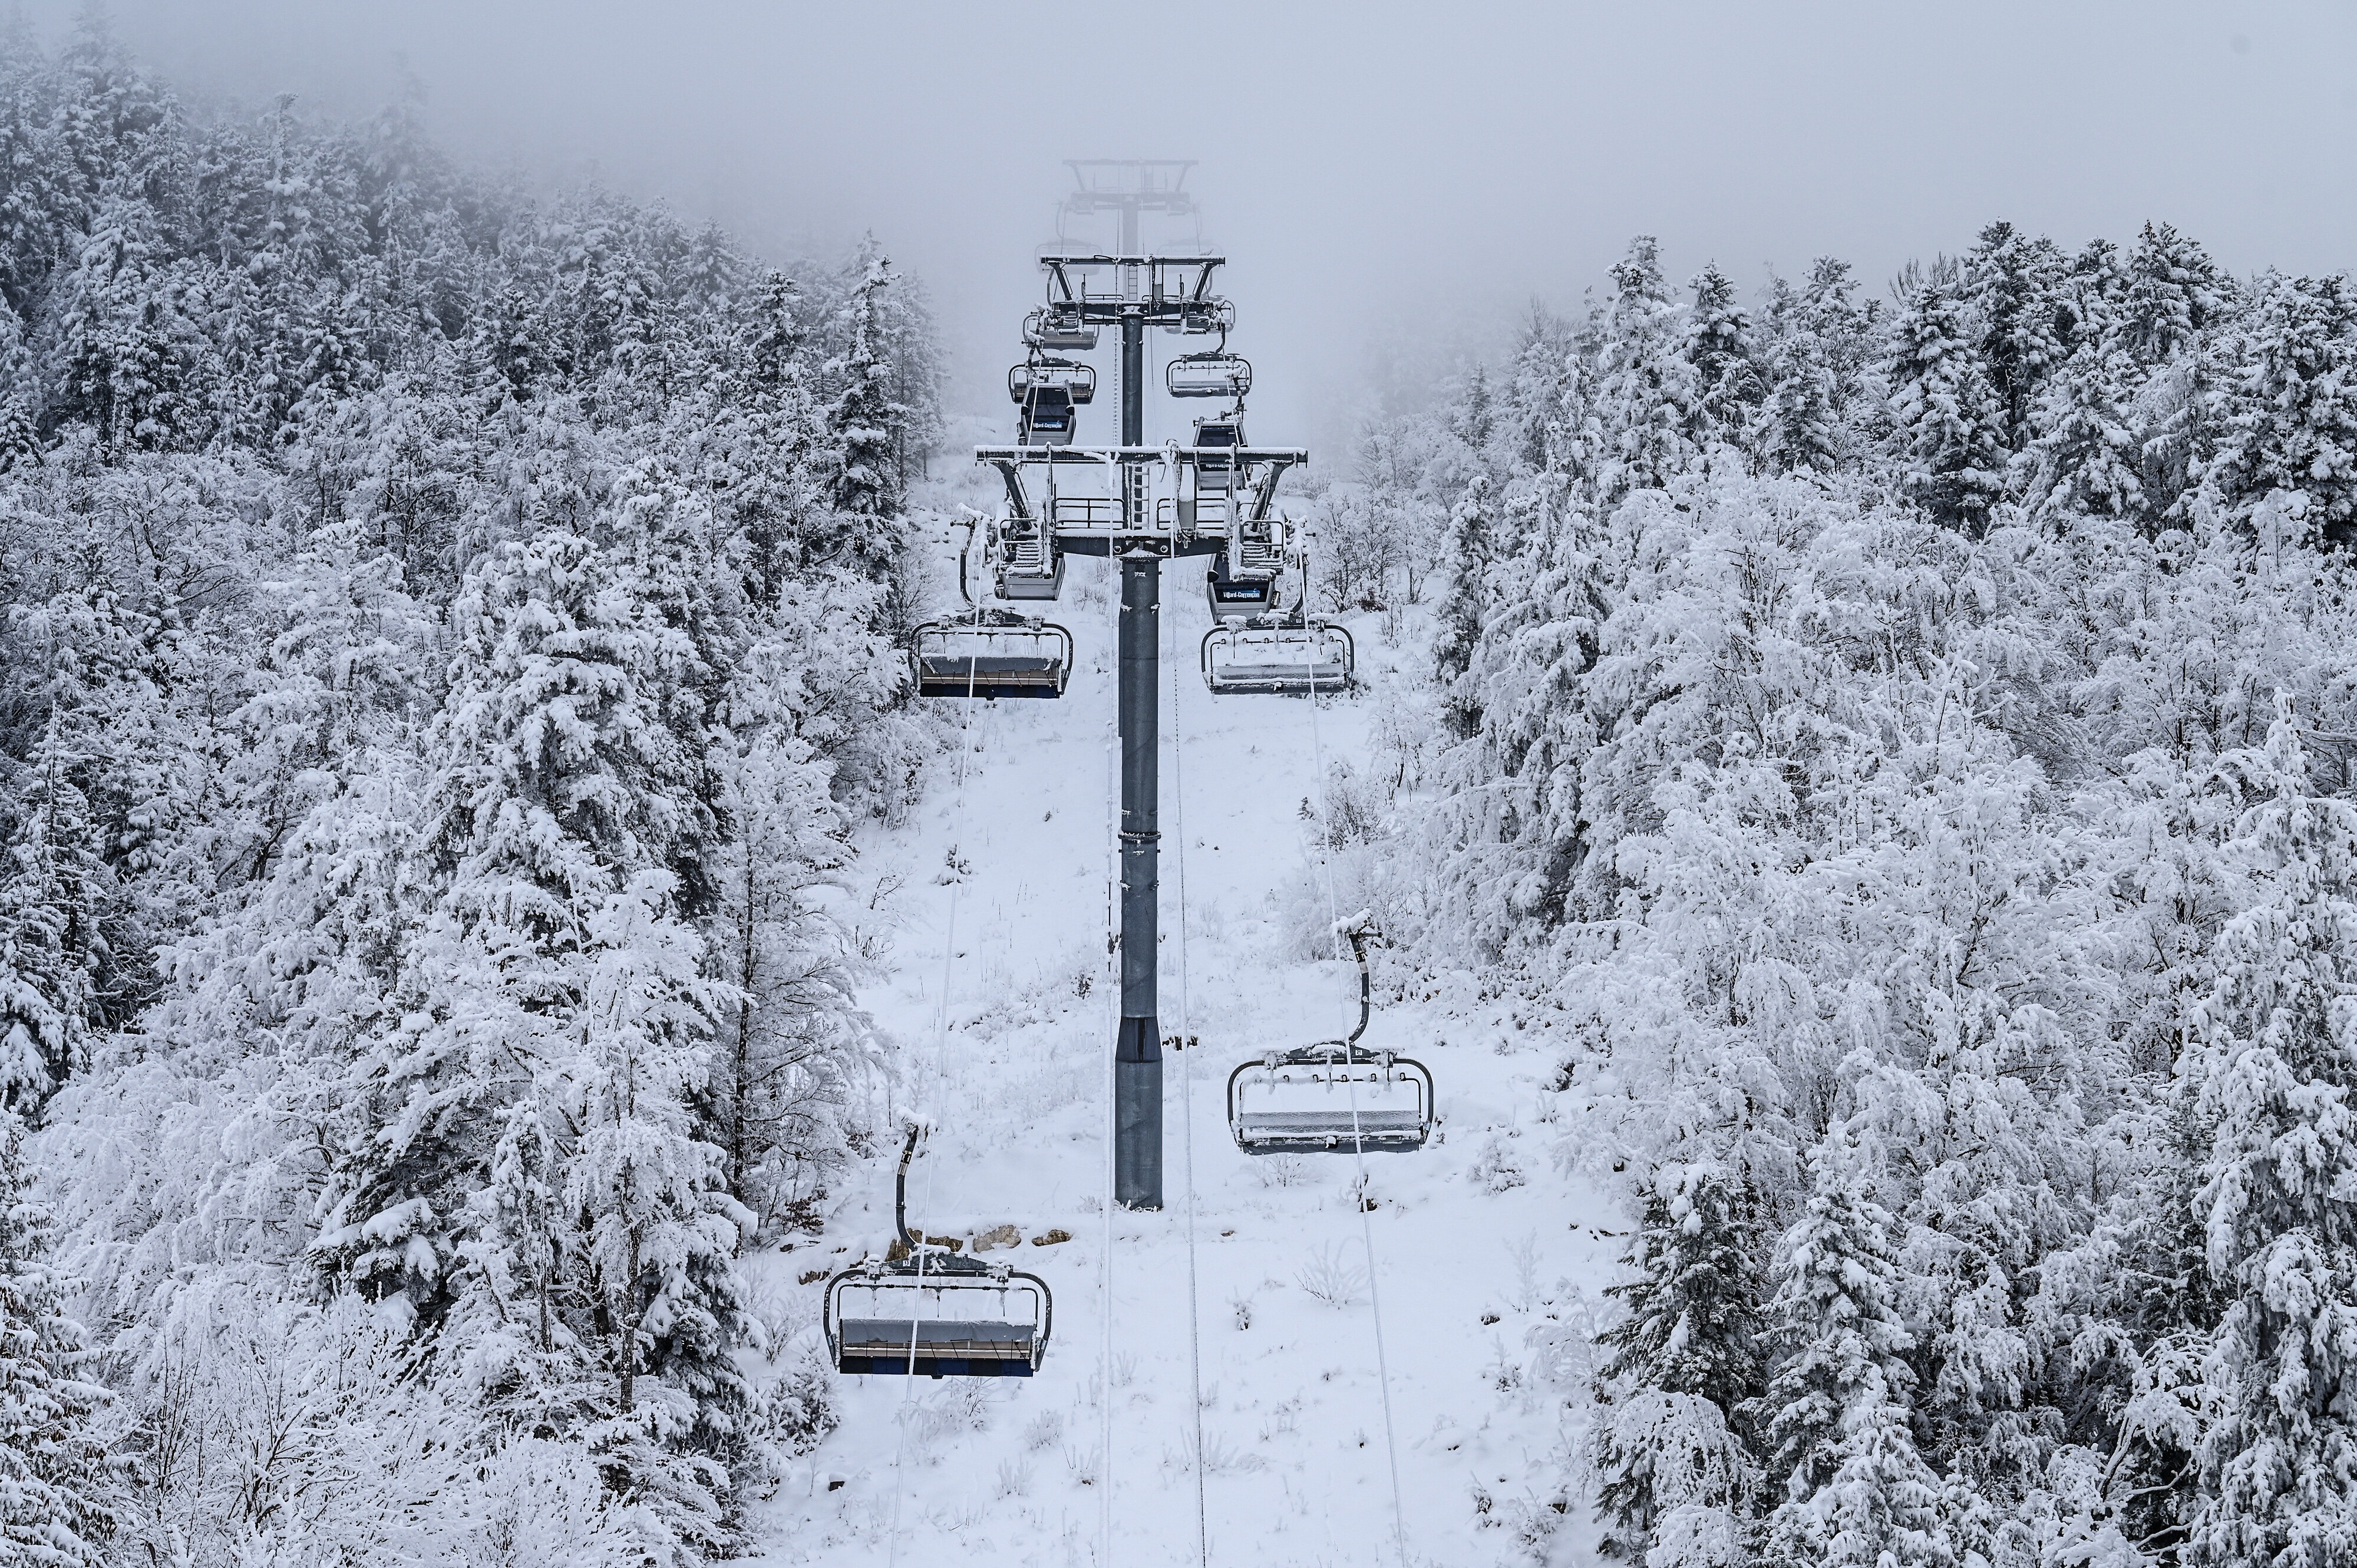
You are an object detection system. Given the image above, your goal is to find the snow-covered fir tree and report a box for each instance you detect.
[0,1113,109,1565]
[1886,262,2006,533]
[1592,1161,1767,1563]
[2181,713,2357,1567]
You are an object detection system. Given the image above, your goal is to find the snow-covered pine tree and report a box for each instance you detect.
[0,711,110,1118]
[1500,300,1576,476]
[1966,221,2068,453]
[1589,237,1699,503]
[2183,710,2357,1567]
[0,1112,110,1566]
[2200,271,2357,546]
[2026,341,2145,527]
[1593,1161,1767,1562]
[1760,278,1840,476]
[560,870,746,1548]
[1760,1128,1955,1568]
[1432,474,1496,740]
[2123,222,2229,369]
[1683,263,1766,459]
[0,299,35,469]
[1455,362,1496,453]
[825,239,904,561]
[1886,262,2005,536]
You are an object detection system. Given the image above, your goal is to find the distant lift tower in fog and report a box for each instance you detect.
[916,164,1302,1209]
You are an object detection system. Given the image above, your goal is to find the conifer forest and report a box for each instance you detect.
[6,11,2357,1568]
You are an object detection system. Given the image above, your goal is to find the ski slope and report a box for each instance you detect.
[748,511,1621,1568]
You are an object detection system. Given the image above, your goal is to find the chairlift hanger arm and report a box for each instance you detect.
[985,458,1034,520]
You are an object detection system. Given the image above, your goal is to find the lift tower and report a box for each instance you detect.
[972,246,1298,1210]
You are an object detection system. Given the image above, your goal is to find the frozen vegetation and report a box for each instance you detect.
[8,15,2357,1568]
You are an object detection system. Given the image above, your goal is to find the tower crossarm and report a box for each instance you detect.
[975,445,1305,468]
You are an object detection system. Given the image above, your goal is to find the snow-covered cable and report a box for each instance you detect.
[1100,556,1120,1568]
[1168,526,1211,1568]
[1298,552,1410,1568]
[886,547,986,1568]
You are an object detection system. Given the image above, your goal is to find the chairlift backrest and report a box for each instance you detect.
[1184,298,1236,335]
[993,523,1065,602]
[1206,556,1277,620]
[1194,420,1242,497]
[1019,386,1076,446]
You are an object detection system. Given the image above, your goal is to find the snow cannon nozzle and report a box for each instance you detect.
[1333,908,1376,939]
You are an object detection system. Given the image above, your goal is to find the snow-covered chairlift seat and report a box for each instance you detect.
[992,522,1065,602]
[1200,619,1354,695]
[912,618,1072,699]
[1224,917,1435,1153]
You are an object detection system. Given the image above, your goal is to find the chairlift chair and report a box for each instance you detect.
[1200,615,1355,695]
[1206,556,1279,620]
[991,519,1065,602]
[1226,916,1436,1154]
[911,615,1072,699]
[1008,358,1097,406]
[1026,305,1099,352]
[824,1127,1054,1378]
[1167,353,1252,400]
[1018,385,1077,446]
[1184,418,1243,527]
[1163,297,1236,336]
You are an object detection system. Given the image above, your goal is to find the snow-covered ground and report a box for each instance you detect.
[749,512,1619,1567]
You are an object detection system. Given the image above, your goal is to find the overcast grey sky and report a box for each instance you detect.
[18,1,2356,451]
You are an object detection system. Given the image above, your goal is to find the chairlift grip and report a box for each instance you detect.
[894,1123,921,1251]
[1342,922,1374,1046]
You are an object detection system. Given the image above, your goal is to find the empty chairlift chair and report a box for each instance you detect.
[910,615,1072,699]
[1227,915,1436,1154]
[1012,351,1095,448]
[1184,416,1242,532]
[1018,385,1077,446]
[989,517,1065,602]
[1026,305,1099,352]
[1205,549,1279,619]
[824,1128,1054,1378]
[1200,615,1355,695]
[1166,352,1252,401]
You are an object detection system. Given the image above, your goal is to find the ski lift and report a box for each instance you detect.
[1026,305,1098,352]
[911,615,1072,699]
[1200,614,1354,695]
[1167,352,1252,400]
[1008,358,1097,406]
[824,1127,1054,1378]
[1226,915,1435,1154]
